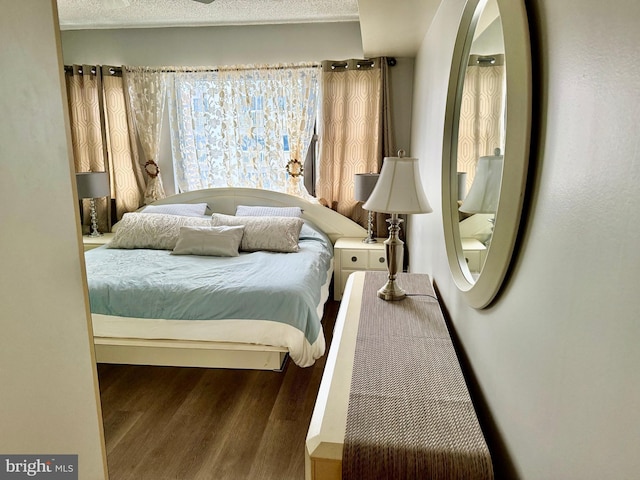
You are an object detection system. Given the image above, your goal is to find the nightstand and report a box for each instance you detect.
[333,237,403,301]
[461,238,487,273]
[82,232,115,252]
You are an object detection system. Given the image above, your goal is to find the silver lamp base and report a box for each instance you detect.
[378,214,406,301]
[362,210,377,243]
[88,198,103,237]
[377,278,407,301]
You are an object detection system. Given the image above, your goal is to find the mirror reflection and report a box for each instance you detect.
[456,0,505,280]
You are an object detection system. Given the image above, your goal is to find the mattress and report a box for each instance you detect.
[85,222,333,367]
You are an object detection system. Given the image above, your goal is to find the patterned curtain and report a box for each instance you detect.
[167,63,320,196]
[101,66,146,220]
[316,58,395,233]
[124,66,167,204]
[457,55,505,193]
[66,65,147,228]
[65,64,111,233]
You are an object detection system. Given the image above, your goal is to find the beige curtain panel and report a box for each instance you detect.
[65,64,111,233]
[65,65,148,230]
[102,66,146,220]
[316,58,394,237]
[457,54,505,193]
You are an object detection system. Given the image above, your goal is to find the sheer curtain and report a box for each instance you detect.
[457,55,505,192]
[124,66,168,203]
[167,63,320,196]
[316,58,395,233]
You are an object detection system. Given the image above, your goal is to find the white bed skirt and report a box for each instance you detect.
[91,264,333,368]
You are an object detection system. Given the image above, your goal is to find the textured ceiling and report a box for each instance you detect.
[56,0,360,30]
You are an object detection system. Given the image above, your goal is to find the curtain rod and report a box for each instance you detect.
[64,59,395,76]
[123,63,321,73]
[64,65,122,76]
[468,54,505,67]
[65,64,321,76]
[324,57,396,72]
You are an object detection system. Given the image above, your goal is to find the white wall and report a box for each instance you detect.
[0,1,107,478]
[60,24,414,196]
[409,0,640,478]
[60,22,365,66]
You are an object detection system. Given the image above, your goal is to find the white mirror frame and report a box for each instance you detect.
[442,0,532,309]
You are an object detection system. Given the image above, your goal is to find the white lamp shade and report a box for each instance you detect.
[457,172,468,201]
[363,154,432,214]
[459,154,503,214]
[354,173,380,204]
[76,171,110,199]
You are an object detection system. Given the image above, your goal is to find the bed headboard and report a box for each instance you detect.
[148,188,366,244]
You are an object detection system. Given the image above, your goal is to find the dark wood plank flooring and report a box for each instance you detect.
[97,301,338,480]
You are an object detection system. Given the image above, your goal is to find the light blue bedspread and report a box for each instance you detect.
[84,222,333,345]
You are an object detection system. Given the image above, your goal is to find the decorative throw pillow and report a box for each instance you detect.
[171,226,245,257]
[210,213,303,253]
[141,203,209,217]
[108,213,213,250]
[235,205,303,218]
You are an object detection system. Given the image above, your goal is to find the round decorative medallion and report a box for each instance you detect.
[145,160,160,178]
[286,158,303,178]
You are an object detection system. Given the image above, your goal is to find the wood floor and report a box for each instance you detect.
[97,300,338,480]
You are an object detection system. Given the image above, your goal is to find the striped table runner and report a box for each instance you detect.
[342,272,493,480]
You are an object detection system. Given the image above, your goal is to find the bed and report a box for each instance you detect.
[85,188,366,371]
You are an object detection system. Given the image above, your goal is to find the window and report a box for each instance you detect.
[167,63,321,196]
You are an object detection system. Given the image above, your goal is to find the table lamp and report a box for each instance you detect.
[354,173,380,243]
[76,171,110,237]
[363,150,432,301]
[459,149,503,215]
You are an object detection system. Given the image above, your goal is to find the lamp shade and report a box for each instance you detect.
[354,173,380,203]
[363,153,432,214]
[459,153,503,214]
[76,172,110,199]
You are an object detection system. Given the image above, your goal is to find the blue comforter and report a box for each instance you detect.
[84,222,333,346]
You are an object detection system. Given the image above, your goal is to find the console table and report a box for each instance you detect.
[305,271,493,480]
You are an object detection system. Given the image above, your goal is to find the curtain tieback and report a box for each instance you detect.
[144,160,160,178]
[286,158,303,178]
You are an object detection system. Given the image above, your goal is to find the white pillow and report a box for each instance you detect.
[235,205,302,218]
[210,213,303,253]
[109,213,213,250]
[171,226,245,257]
[142,203,208,217]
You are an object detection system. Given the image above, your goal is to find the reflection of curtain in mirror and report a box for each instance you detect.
[457,54,505,193]
[316,58,394,235]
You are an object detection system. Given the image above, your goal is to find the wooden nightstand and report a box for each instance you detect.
[333,237,403,301]
[82,232,115,252]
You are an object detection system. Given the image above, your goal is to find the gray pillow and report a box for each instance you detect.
[171,226,245,257]
[210,213,303,253]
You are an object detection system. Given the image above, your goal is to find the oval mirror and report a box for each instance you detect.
[442,0,531,308]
